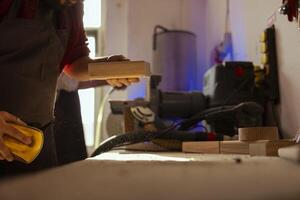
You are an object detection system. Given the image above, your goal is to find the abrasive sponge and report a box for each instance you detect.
[3,124,44,164]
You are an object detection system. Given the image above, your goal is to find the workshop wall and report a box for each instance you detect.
[126,0,206,90]
[126,0,183,98]
[126,0,207,97]
[204,0,300,138]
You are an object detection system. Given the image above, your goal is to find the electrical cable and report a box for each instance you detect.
[91,120,183,156]
[94,87,115,149]
[178,102,264,130]
[194,123,209,132]
[178,105,236,130]
[222,75,253,106]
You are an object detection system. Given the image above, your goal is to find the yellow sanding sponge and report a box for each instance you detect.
[3,124,44,164]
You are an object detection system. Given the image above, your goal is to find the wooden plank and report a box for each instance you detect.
[238,127,279,141]
[278,145,300,162]
[220,141,250,154]
[182,141,220,154]
[250,140,296,157]
[89,61,151,80]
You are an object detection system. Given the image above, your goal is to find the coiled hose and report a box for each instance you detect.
[91,102,263,156]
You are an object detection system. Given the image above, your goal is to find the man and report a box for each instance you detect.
[0,0,137,175]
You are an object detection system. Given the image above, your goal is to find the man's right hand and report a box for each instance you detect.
[0,112,32,162]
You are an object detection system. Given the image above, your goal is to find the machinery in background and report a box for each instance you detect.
[91,26,280,156]
[259,25,280,104]
[110,67,264,137]
[152,25,198,91]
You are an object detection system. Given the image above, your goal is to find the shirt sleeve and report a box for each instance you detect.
[61,1,90,69]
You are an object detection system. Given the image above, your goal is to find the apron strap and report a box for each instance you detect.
[4,0,22,20]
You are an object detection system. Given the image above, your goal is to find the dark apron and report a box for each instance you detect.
[0,0,69,176]
[54,90,87,165]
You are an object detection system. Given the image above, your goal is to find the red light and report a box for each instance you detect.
[235,66,245,77]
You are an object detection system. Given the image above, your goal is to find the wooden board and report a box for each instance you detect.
[238,127,279,141]
[278,145,300,162]
[250,140,296,157]
[89,61,151,80]
[220,141,250,155]
[182,141,220,154]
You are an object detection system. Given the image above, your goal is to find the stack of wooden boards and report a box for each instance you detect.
[182,127,296,157]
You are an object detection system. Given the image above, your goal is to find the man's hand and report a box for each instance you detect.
[105,55,140,88]
[0,112,32,162]
[106,78,139,88]
[64,55,141,86]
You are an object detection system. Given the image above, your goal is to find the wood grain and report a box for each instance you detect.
[250,140,296,156]
[278,144,300,162]
[220,141,250,154]
[89,61,151,80]
[238,127,279,141]
[182,141,220,154]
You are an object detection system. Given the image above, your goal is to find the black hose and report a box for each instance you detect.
[91,102,263,157]
[91,131,157,157]
[178,102,264,130]
[90,130,221,157]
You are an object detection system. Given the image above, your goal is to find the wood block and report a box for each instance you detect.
[250,140,296,157]
[278,145,300,163]
[239,127,279,141]
[220,141,250,155]
[123,107,135,133]
[182,141,220,154]
[89,61,151,80]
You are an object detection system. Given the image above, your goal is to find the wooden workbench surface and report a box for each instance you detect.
[1,151,300,200]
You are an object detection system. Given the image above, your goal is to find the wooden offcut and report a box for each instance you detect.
[182,141,220,154]
[250,140,296,157]
[123,107,135,133]
[89,61,151,80]
[278,145,300,162]
[238,127,279,142]
[220,141,250,155]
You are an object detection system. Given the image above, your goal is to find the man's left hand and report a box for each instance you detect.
[106,78,139,88]
[105,55,140,88]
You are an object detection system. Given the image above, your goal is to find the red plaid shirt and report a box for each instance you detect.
[0,0,90,69]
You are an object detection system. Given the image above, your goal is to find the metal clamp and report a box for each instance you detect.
[130,106,155,124]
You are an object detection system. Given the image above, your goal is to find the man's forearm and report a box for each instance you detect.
[64,55,135,88]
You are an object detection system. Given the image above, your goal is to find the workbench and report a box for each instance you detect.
[1,151,300,200]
